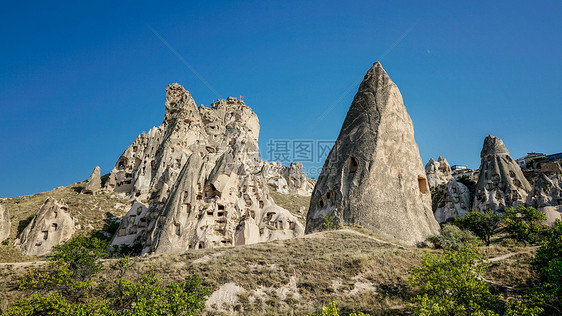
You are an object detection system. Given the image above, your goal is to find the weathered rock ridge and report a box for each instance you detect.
[304,62,440,245]
[108,84,305,253]
[473,135,531,211]
[13,197,75,256]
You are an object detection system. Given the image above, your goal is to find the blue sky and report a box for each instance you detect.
[1,1,561,198]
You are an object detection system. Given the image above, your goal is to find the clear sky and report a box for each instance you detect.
[1,1,561,198]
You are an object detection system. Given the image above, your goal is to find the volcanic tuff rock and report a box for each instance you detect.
[527,174,562,224]
[108,84,304,253]
[305,62,440,245]
[425,156,453,188]
[473,135,531,211]
[13,197,75,256]
[433,179,472,223]
[81,166,102,194]
[0,204,10,242]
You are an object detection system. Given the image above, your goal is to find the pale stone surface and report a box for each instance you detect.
[433,179,472,223]
[0,204,10,242]
[473,135,531,211]
[13,198,75,256]
[305,62,440,245]
[81,166,101,194]
[108,84,304,253]
[527,174,562,224]
[425,156,453,188]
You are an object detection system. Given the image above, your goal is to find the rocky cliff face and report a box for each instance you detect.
[304,62,439,245]
[13,198,75,256]
[0,204,10,242]
[425,156,453,188]
[433,179,472,223]
[108,84,304,253]
[473,135,531,211]
[527,174,562,224]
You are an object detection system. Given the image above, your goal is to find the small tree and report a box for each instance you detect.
[455,209,501,246]
[503,206,546,244]
[427,224,479,250]
[408,245,498,315]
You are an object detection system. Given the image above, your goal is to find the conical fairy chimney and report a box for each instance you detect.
[305,62,439,244]
[473,135,531,211]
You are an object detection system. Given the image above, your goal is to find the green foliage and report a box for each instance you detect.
[49,231,110,281]
[426,224,479,250]
[408,245,498,315]
[1,238,9,245]
[110,271,210,315]
[4,233,210,315]
[455,209,501,245]
[531,219,562,313]
[503,206,546,244]
[503,296,543,316]
[322,215,334,230]
[309,300,369,316]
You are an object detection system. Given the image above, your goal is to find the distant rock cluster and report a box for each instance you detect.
[428,135,561,224]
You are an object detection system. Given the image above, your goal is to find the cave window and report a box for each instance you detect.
[418,176,428,194]
[348,157,358,173]
[137,207,143,215]
[53,211,58,219]
[198,242,205,249]
[175,223,181,236]
[318,199,325,208]
[118,160,126,170]
[509,170,516,178]
[218,204,225,211]
[259,200,264,208]
[42,231,48,240]
[52,223,58,231]
[207,210,214,216]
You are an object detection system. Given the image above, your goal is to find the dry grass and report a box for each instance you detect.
[0,181,130,263]
[268,186,310,225]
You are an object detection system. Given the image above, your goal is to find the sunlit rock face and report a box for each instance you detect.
[0,204,10,243]
[305,62,439,245]
[473,135,531,211]
[13,198,75,256]
[108,84,304,253]
[425,156,453,188]
[81,166,101,194]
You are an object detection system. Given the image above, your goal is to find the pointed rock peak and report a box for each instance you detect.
[481,135,510,157]
[164,83,199,124]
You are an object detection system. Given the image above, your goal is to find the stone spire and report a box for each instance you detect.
[473,135,531,211]
[305,62,439,245]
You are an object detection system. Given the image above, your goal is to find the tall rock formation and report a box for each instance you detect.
[0,204,10,242]
[13,198,75,256]
[425,156,453,188]
[304,62,439,245]
[81,166,102,194]
[473,135,532,211]
[108,84,304,253]
[433,179,472,223]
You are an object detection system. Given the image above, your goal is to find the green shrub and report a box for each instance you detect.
[322,215,334,230]
[309,300,369,316]
[503,206,546,244]
[455,209,501,246]
[408,245,497,315]
[426,224,479,250]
